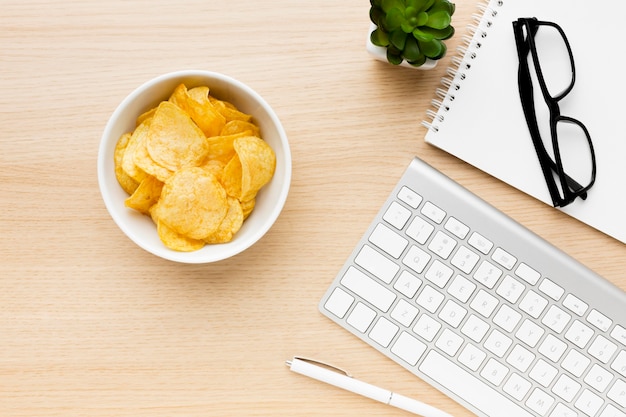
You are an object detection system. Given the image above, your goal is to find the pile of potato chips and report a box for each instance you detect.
[114,83,276,252]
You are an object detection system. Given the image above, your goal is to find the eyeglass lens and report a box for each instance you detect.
[529,24,573,99]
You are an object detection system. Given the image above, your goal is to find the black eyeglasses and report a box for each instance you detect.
[513,17,596,208]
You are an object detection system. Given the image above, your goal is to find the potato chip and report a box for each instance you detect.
[204,197,244,244]
[121,121,150,183]
[200,159,224,180]
[206,131,253,165]
[146,101,210,172]
[234,136,276,202]
[124,175,164,214]
[169,84,225,137]
[114,132,139,195]
[208,95,252,122]
[240,198,255,220]
[153,167,229,240]
[156,219,205,252]
[136,107,156,126]
[221,154,243,200]
[220,120,260,137]
[133,121,174,182]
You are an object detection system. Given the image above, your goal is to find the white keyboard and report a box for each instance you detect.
[319,157,626,417]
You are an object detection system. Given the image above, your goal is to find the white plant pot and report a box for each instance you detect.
[366,23,438,70]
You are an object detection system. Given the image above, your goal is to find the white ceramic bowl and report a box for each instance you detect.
[98,70,291,263]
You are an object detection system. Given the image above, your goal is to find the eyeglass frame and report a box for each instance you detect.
[512,17,596,208]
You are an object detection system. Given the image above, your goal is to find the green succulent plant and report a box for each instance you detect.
[370,0,455,67]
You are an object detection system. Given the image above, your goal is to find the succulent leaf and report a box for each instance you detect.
[425,10,451,30]
[389,28,408,50]
[403,36,424,62]
[370,27,390,47]
[385,8,405,31]
[381,0,404,13]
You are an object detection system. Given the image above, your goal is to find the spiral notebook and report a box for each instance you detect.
[423,0,626,244]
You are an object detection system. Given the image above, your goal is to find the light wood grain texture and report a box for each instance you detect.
[1,1,624,416]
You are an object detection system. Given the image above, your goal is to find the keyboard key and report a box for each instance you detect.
[323,287,354,319]
[369,316,399,348]
[600,404,626,417]
[565,320,594,349]
[421,201,446,224]
[526,388,555,416]
[541,305,571,333]
[390,299,419,327]
[519,290,548,318]
[468,232,493,254]
[450,245,480,274]
[393,270,422,298]
[428,231,457,259]
[416,285,445,313]
[561,349,591,378]
[346,302,376,333]
[414,314,442,342]
[435,328,464,356]
[550,403,577,417]
[406,216,434,244]
[492,247,517,270]
[587,309,612,332]
[447,274,477,303]
[341,266,396,312]
[538,334,568,362]
[484,329,512,358]
[473,260,503,289]
[529,359,558,387]
[419,351,535,417]
[493,304,522,332]
[496,275,525,304]
[515,262,541,285]
[481,358,509,385]
[438,299,467,328]
[444,216,469,239]
[461,314,490,343]
[607,379,626,407]
[588,335,618,364]
[503,373,532,401]
[425,260,453,288]
[506,344,535,373]
[612,350,626,377]
[538,278,565,301]
[458,343,487,371]
[383,201,412,230]
[562,293,589,316]
[470,289,498,318]
[402,245,431,274]
[516,319,545,348]
[397,186,422,208]
[391,332,427,366]
[354,245,399,284]
[584,363,613,392]
[369,223,408,259]
[610,325,626,346]
[574,389,604,416]
[552,374,581,402]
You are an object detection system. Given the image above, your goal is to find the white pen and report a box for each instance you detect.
[286,356,454,417]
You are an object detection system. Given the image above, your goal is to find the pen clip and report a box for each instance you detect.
[288,356,353,378]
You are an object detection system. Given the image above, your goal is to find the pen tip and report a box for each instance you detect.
[285,360,292,367]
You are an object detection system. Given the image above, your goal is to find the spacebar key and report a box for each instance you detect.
[419,351,534,417]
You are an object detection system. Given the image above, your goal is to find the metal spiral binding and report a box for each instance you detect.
[421,0,504,133]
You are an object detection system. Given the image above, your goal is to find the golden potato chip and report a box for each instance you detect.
[240,198,255,220]
[221,154,243,200]
[124,175,164,214]
[220,120,260,137]
[169,84,225,137]
[146,101,210,172]
[114,132,139,195]
[200,159,224,180]
[204,197,244,244]
[153,167,229,240]
[208,95,252,122]
[133,128,174,182]
[206,131,253,165]
[234,136,276,202]
[136,107,156,126]
[122,121,149,183]
[157,219,205,252]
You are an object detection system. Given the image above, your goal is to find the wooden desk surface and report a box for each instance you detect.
[2,1,624,416]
